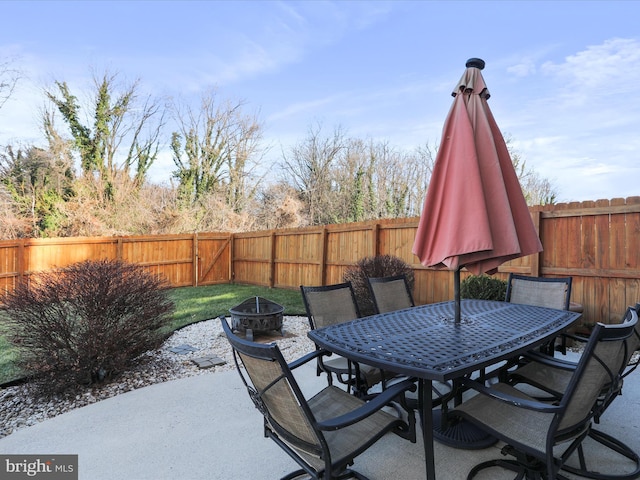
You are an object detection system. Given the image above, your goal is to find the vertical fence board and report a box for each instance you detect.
[595,200,611,319]
[571,275,585,317]
[626,278,640,311]
[565,202,582,272]
[594,199,611,272]
[609,278,627,322]
[610,198,626,271]
[581,201,596,270]
[608,198,627,320]
[581,276,596,327]
[626,198,640,273]
[540,206,556,271]
[555,204,570,271]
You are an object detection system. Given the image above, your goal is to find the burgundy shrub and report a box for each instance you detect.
[1,259,175,394]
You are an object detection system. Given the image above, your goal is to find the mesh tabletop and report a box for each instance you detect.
[308,299,581,382]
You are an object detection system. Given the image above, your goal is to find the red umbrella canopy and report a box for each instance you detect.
[412,59,542,276]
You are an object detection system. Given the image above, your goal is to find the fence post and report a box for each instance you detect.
[531,209,542,277]
[116,237,123,260]
[229,233,235,282]
[269,231,276,288]
[17,239,25,283]
[193,233,199,287]
[320,227,328,286]
[373,223,380,256]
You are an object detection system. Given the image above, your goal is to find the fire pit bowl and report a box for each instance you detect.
[229,296,284,341]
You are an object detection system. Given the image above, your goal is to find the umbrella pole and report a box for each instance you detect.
[454,267,461,323]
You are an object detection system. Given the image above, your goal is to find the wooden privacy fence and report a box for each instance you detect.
[0,232,231,290]
[1,197,639,327]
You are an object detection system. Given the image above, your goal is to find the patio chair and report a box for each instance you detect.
[366,274,453,406]
[367,274,415,314]
[300,283,384,396]
[508,305,639,400]
[504,305,640,479]
[451,313,637,480]
[220,316,416,480]
[506,273,573,354]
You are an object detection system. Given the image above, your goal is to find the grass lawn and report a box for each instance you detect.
[0,284,306,386]
[166,283,306,331]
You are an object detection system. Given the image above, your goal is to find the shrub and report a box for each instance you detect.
[343,255,415,316]
[460,274,507,301]
[1,259,175,394]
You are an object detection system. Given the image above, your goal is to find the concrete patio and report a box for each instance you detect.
[0,357,638,480]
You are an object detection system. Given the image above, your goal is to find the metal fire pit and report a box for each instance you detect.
[229,296,284,341]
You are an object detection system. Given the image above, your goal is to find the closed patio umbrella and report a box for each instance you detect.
[412,58,543,323]
[412,58,544,449]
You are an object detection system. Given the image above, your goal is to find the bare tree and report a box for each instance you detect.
[367,141,434,219]
[250,181,306,230]
[331,139,410,222]
[412,142,438,209]
[281,123,347,225]
[519,170,557,206]
[170,91,264,213]
[505,135,558,205]
[412,136,557,213]
[281,124,436,226]
[0,56,21,112]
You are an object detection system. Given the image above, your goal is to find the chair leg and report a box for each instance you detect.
[467,445,574,480]
[466,458,527,480]
[281,466,373,480]
[318,363,334,386]
[561,428,640,480]
[336,469,370,480]
[281,468,310,480]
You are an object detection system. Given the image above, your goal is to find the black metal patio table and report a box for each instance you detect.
[307,299,582,480]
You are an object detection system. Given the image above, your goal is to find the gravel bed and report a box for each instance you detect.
[0,316,314,439]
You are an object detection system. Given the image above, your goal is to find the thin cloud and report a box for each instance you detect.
[160,2,390,93]
[581,162,627,176]
[268,95,342,122]
[541,38,640,102]
[507,61,536,77]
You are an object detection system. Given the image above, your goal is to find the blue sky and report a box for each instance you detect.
[1,0,639,203]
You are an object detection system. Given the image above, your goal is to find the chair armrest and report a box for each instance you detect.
[459,377,562,413]
[560,332,589,344]
[316,378,417,431]
[288,349,330,371]
[288,349,330,370]
[522,350,578,371]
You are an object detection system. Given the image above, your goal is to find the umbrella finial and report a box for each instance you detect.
[466,58,485,70]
